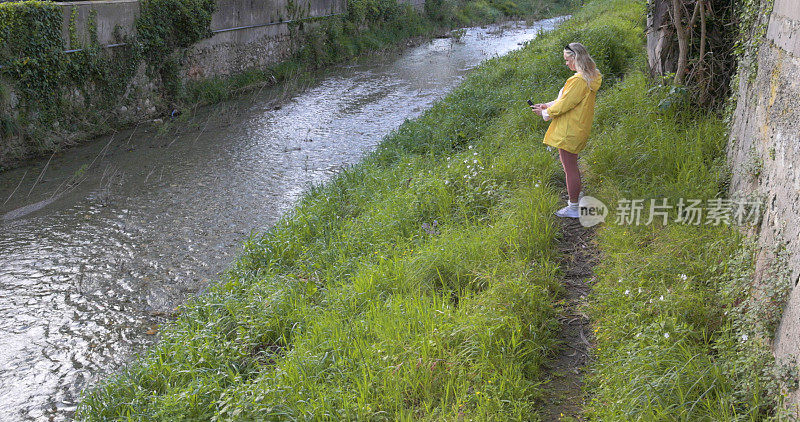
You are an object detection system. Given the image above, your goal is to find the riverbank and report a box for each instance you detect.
[1,19,565,421]
[581,49,792,422]
[76,0,641,418]
[78,0,793,419]
[574,1,790,419]
[0,0,575,172]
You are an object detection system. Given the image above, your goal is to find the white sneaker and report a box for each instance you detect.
[555,204,580,218]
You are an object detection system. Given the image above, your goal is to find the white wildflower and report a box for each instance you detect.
[659,295,664,301]
[624,289,630,295]
[741,334,749,341]
[680,274,688,281]
[664,332,670,339]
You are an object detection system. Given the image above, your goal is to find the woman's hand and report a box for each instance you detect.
[530,103,545,116]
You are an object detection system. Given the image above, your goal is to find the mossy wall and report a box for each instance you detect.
[0,0,353,170]
[727,0,800,415]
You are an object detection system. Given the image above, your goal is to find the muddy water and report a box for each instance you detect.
[0,17,563,420]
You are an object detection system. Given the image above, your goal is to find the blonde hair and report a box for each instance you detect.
[565,42,600,85]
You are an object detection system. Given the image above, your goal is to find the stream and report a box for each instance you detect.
[0,17,564,420]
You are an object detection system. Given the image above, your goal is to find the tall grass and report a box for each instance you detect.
[582,49,791,422]
[77,1,644,420]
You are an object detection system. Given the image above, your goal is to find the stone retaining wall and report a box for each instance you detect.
[55,0,347,77]
[727,0,800,413]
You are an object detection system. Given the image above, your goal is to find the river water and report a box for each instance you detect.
[0,17,563,420]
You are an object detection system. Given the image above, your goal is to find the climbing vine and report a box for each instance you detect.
[0,0,142,147]
[0,0,216,159]
[731,0,774,82]
[0,1,64,119]
[69,6,79,48]
[346,0,402,24]
[723,0,775,123]
[135,0,216,98]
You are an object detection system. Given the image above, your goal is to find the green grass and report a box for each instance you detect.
[77,0,644,420]
[79,0,792,419]
[581,46,792,422]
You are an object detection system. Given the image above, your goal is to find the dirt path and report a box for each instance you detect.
[539,215,599,421]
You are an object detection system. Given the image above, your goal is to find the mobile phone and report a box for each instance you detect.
[527,99,535,106]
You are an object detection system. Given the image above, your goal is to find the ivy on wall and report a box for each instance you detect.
[0,0,143,146]
[136,0,216,98]
[0,1,64,120]
[724,0,775,122]
[0,0,216,159]
[732,0,775,81]
[346,0,403,24]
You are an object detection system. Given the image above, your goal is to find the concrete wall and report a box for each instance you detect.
[55,0,347,77]
[52,0,426,78]
[186,0,343,77]
[727,0,800,414]
[58,0,139,49]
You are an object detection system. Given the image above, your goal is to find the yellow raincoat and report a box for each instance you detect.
[543,72,602,154]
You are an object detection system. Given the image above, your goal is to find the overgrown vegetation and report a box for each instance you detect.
[0,1,62,113]
[0,1,146,156]
[0,1,67,158]
[645,0,780,112]
[724,0,775,124]
[136,0,216,99]
[582,42,795,422]
[76,1,645,419]
[646,0,741,109]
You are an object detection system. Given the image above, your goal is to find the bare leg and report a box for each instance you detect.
[558,148,581,203]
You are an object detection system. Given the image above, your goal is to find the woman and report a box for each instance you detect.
[531,42,602,218]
